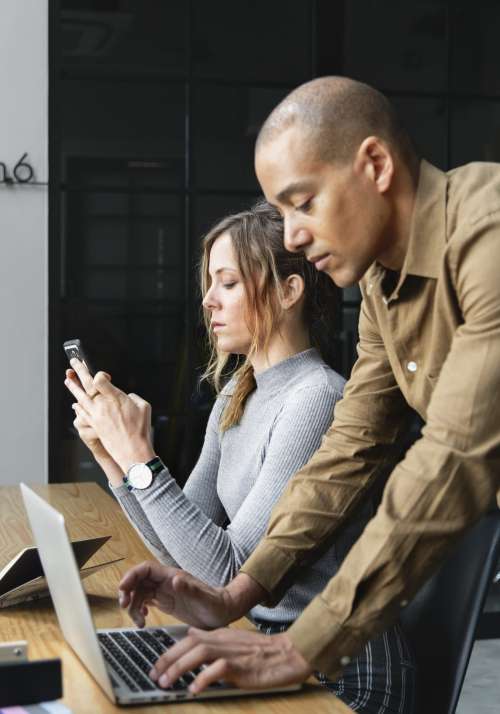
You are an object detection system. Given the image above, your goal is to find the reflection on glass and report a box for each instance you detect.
[61,82,185,186]
[343,0,447,92]
[451,101,500,167]
[340,306,361,378]
[193,0,312,81]
[192,194,260,245]
[451,4,500,96]
[61,0,187,73]
[392,97,448,169]
[193,85,289,190]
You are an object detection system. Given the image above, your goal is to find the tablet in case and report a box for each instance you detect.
[0,536,123,607]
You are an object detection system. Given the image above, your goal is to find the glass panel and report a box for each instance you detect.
[343,285,362,303]
[192,0,312,82]
[63,190,183,298]
[192,194,261,247]
[84,270,127,299]
[61,0,187,74]
[60,81,185,186]
[193,85,289,190]
[392,97,448,169]
[340,306,361,378]
[451,101,500,166]
[451,2,500,96]
[128,313,182,364]
[343,0,447,93]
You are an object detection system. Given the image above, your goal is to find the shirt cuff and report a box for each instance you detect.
[239,541,296,606]
[285,595,364,678]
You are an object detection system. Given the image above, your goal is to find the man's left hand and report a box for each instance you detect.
[149,627,312,693]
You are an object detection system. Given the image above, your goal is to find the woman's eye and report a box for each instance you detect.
[223,282,236,289]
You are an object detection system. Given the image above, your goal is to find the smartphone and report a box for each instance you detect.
[63,338,95,377]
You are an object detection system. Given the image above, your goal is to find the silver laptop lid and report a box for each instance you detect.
[20,483,115,700]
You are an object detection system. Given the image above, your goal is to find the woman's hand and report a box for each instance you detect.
[64,359,155,473]
[71,386,107,460]
[66,368,111,461]
[118,561,235,629]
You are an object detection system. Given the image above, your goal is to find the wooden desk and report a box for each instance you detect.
[0,483,351,713]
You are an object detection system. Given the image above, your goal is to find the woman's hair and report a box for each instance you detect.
[199,199,338,431]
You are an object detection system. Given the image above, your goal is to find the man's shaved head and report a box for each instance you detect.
[256,76,417,170]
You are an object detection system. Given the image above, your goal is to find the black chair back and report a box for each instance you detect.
[400,510,500,714]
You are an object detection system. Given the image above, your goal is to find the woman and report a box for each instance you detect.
[65,201,415,713]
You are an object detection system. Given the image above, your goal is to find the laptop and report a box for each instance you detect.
[20,483,301,705]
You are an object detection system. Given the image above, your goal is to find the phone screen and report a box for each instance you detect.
[62,339,95,377]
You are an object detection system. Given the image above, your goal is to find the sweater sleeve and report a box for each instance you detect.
[133,382,341,587]
[112,395,227,564]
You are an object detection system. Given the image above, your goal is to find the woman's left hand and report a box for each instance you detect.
[64,359,156,473]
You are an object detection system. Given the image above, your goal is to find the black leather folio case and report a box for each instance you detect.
[0,658,63,706]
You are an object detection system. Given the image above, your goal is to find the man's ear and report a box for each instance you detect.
[355,136,394,194]
[281,274,305,310]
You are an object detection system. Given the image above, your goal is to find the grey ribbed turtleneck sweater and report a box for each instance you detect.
[112,349,370,623]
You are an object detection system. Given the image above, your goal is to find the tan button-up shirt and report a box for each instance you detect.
[240,159,500,676]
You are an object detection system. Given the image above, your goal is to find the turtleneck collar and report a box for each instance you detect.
[253,348,323,393]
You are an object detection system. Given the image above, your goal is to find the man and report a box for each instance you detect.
[117,76,500,694]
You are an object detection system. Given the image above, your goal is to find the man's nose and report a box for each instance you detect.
[284,216,311,253]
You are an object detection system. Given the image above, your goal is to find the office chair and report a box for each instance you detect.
[400,510,500,714]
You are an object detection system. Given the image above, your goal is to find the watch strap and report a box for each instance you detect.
[123,456,165,491]
[146,456,164,475]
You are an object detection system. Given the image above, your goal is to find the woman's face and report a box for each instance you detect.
[203,232,253,355]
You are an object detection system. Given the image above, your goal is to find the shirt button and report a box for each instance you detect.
[400,599,409,608]
[407,361,417,373]
[340,656,351,667]
[382,296,388,305]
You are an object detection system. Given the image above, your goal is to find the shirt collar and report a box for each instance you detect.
[365,159,447,299]
[402,159,447,280]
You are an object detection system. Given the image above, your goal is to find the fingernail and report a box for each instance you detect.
[159,674,169,688]
[189,683,198,694]
[149,668,158,681]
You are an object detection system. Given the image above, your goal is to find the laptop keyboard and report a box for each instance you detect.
[98,629,224,694]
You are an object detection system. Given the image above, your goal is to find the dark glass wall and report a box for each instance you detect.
[50,0,498,486]
[50,0,315,486]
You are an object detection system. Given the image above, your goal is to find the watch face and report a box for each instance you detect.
[128,463,153,489]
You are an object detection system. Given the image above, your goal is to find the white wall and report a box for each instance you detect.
[0,1,48,484]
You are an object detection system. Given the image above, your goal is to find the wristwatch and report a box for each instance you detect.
[123,456,165,491]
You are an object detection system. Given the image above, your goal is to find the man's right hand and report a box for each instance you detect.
[118,562,266,629]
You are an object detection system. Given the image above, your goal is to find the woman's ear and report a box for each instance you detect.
[281,274,305,310]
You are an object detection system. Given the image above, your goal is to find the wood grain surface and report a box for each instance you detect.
[0,482,351,713]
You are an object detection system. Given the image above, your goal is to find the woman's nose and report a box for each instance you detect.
[202,287,218,310]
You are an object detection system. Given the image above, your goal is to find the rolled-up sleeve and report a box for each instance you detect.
[285,219,500,674]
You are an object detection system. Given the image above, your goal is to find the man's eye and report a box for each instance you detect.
[296,198,312,213]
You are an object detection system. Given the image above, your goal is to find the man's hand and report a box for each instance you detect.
[149,627,313,694]
[118,561,235,629]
